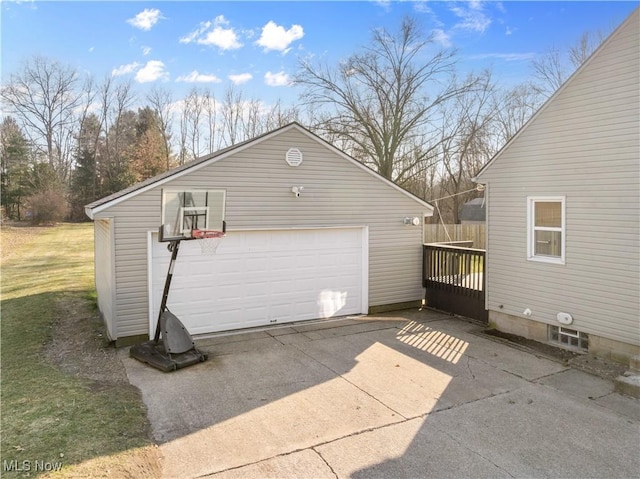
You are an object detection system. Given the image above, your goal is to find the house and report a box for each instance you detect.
[86,122,433,345]
[473,9,639,364]
[459,197,486,225]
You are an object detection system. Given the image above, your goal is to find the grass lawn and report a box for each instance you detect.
[1,223,159,478]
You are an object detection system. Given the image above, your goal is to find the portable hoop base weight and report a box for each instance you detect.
[130,340,207,372]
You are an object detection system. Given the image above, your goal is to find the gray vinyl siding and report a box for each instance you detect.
[94,127,429,338]
[477,10,639,346]
[94,219,116,339]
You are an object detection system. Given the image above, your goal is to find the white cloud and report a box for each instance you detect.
[264,71,291,87]
[88,47,94,53]
[505,26,515,36]
[450,3,492,33]
[176,70,222,83]
[135,60,168,83]
[374,0,391,12]
[179,21,210,44]
[256,21,304,53]
[470,52,535,62]
[180,15,242,50]
[127,8,164,31]
[229,73,253,85]
[142,46,152,56]
[413,1,433,14]
[431,29,452,48]
[112,61,140,77]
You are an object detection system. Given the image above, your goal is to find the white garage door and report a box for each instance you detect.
[149,228,367,336]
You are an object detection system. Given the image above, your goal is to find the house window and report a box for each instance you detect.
[549,326,588,351]
[527,196,565,264]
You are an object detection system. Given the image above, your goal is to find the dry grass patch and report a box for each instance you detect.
[1,223,160,478]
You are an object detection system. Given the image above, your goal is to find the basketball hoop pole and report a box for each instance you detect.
[132,190,226,372]
[153,239,181,343]
[153,224,226,341]
[130,234,208,372]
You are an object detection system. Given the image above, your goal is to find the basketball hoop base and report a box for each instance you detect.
[130,341,208,372]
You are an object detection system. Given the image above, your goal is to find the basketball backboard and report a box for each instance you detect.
[160,188,226,242]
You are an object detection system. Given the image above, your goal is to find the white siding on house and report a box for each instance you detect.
[93,126,429,338]
[476,10,640,346]
[94,218,116,339]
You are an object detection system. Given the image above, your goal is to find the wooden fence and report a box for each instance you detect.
[424,224,486,250]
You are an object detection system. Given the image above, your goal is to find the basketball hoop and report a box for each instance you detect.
[191,229,225,255]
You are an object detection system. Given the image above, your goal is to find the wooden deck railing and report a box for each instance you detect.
[422,243,487,322]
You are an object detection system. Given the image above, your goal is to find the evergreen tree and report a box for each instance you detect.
[69,114,101,220]
[130,107,168,181]
[0,117,32,220]
[102,109,137,196]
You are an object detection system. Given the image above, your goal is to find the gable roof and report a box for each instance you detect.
[85,122,433,219]
[473,7,639,182]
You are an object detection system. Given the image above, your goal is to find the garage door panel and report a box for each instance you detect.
[270,301,294,317]
[294,300,319,314]
[246,258,270,273]
[214,284,246,298]
[150,228,364,335]
[244,306,270,321]
[295,254,319,269]
[296,277,317,289]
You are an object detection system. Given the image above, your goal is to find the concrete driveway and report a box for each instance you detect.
[122,309,640,478]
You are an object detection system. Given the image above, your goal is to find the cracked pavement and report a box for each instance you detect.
[121,309,640,478]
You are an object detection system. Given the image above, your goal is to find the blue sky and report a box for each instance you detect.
[1,1,637,106]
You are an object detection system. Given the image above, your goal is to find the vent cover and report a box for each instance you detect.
[285,148,303,167]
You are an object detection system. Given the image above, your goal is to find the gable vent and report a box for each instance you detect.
[285,148,303,167]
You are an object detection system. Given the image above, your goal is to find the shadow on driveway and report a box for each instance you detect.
[121,308,640,478]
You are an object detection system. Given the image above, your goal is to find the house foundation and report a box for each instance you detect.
[488,310,640,366]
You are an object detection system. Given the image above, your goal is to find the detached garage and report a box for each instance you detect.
[86,123,433,345]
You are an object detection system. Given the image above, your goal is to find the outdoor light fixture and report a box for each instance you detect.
[291,186,304,197]
[404,217,420,226]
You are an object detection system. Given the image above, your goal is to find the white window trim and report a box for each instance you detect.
[527,196,566,264]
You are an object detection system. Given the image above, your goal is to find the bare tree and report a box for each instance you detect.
[98,78,137,193]
[531,46,567,97]
[0,56,81,180]
[182,88,208,159]
[147,86,175,170]
[296,17,475,186]
[241,98,264,141]
[264,100,300,131]
[532,29,608,97]
[492,82,545,146]
[569,30,607,69]
[434,71,498,223]
[203,90,219,152]
[220,85,244,147]
[178,100,190,165]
